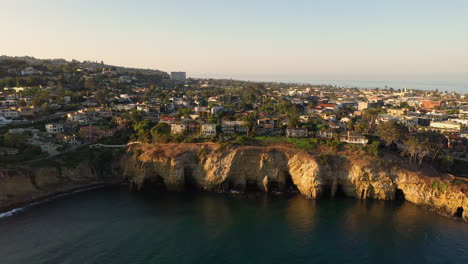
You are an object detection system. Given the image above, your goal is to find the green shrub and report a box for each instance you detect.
[431,181,440,190]
[438,183,448,193]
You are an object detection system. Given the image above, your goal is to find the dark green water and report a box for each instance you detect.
[0,187,467,264]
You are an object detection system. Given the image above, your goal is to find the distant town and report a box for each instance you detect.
[0,56,466,174]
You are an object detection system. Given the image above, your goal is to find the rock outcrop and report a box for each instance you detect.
[0,158,121,211]
[122,143,468,222]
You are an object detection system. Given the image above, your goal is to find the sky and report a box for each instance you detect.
[1,0,468,91]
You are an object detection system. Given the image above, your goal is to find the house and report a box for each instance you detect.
[339,131,368,145]
[387,108,408,116]
[0,116,12,126]
[0,147,19,157]
[186,122,201,133]
[316,129,338,139]
[0,108,20,119]
[422,100,445,110]
[59,134,81,146]
[211,106,224,115]
[358,101,382,111]
[316,103,337,112]
[221,121,248,134]
[17,107,34,117]
[95,108,113,118]
[159,116,176,124]
[257,118,279,128]
[286,127,308,138]
[21,67,37,75]
[67,112,89,124]
[8,128,39,134]
[171,124,186,135]
[79,126,118,142]
[200,124,217,137]
[45,123,64,134]
[429,121,462,133]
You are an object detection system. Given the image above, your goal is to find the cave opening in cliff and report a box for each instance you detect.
[284,172,299,193]
[142,175,166,191]
[454,207,464,218]
[183,167,198,191]
[246,180,261,192]
[268,181,280,192]
[334,184,346,198]
[395,188,405,200]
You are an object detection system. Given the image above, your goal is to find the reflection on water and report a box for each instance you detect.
[285,195,317,234]
[0,188,467,264]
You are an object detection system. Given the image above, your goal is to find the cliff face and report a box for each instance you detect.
[0,159,120,211]
[122,143,468,222]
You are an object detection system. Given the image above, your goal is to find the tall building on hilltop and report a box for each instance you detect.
[171,72,186,81]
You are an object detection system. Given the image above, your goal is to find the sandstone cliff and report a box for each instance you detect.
[122,143,468,222]
[0,153,121,211]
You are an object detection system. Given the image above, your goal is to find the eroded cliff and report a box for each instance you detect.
[0,152,122,211]
[122,143,468,222]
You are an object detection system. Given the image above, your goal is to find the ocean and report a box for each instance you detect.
[0,187,467,264]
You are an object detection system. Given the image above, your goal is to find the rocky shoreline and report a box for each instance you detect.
[1,143,467,222]
[122,143,468,222]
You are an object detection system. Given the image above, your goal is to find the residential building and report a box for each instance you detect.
[257,118,279,128]
[159,116,176,124]
[17,107,34,117]
[0,109,20,119]
[387,108,408,116]
[0,147,19,157]
[339,131,369,145]
[45,123,64,134]
[316,129,338,139]
[0,116,12,126]
[8,128,39,134]
[429,121,462,133]
[79,126,118,142]
[171,124,186,135]
[221,121,248,134]
[286,127,308,138]
[422,100,445,109]
[200,124,217,137]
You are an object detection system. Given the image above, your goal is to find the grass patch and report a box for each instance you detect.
[254,136,316,150]
[431,180,448,193]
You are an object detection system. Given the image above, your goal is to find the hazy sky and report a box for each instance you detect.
[2,0,468,83]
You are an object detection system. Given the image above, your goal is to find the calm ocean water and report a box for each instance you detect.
[194,74,468,93]
[0,187,467,264]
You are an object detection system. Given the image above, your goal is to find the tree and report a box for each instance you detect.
[2,133,28,148]
[288,115,300,128]
[94,89,110,104]
[151,123,170,136]
[402,134,430,167]
[366,141,381,157]
[84,78,99,90]
[376,121,407,150]
[177,107,192,116]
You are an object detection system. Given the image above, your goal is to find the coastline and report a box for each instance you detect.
[0,180,124,218]
[1,143,466,222]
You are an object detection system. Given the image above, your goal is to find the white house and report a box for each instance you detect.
[171,124,186,135]
[201,124,217,137]
[286,127,308,138]
[0,109,20,119]
[45,123,64,134]
[339,131,368,145]
[430,121,462,133]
